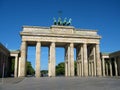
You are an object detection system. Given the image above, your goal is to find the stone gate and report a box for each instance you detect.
[18,25,102,77]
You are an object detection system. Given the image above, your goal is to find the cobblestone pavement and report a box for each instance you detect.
[0,77,120,90]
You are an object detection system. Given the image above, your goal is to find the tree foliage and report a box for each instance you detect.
[41,70,48,77]
[74,61,77,76]
[56,62,65,76]
[56,61,77,76]
[26,61,35,75]
[10,60,35,76]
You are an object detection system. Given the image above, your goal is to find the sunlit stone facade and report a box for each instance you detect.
[18,25,102,77]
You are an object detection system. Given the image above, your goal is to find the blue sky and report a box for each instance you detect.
[0,0,120,70]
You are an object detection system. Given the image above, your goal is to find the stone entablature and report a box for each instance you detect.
[21,25,100,37]
[20,25,101,45]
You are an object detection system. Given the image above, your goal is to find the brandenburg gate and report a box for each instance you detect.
[18,25,102,77]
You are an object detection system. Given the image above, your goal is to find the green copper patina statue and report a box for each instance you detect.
[58,17,62,25]
[53,18,57,25]
[66,18,72,26]
[53,17,72,26]
[63,18,67,25]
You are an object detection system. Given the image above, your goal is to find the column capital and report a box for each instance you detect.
[51,42,55,43]
[36,41,41,46]
[70,43,74,47]
[96,43,100,45]
[83,43,87,45]
[70,42,74,44]
[21,40,27,43]
[37,41,41,43]
[51,42,56,46]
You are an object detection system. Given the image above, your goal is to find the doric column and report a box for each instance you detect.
[102,57,105,76]
[93,46,96,76]
[81,45,84,76]
[109,60,112,76]
[76,46,79,76]
[65,43,74,77]
[70,43,74,76]
[52,42,56,77]
[18,57,21,77]
[96,44,102,76]
[49,42,56,77]
[48,52,51,77]
[114,57,118,76]
[18,41,27,77]
[83,43,88,76]
[76,45,82,76]
[91,62,94,76]
[35,42,41,78]
[14,56,18,77]
[65,45,70,76]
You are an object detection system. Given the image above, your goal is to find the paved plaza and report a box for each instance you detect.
[0,77,120,90]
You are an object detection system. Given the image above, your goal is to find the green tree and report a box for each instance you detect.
[41,70,48,77]
[74,61,77,76]
[27,61,35,75]
[10,60,35,76]
[56,62,65,76]
[56,61,77,76]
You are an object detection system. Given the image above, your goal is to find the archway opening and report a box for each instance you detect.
[55,47,65,77]
[74,48,77,76]
[27,46,35,77]
[41,47,48,77]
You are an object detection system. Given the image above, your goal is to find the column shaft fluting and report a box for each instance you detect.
[83,43,88,76]
[96,44,102,76]
[70,43,74,76]
[114,58,118,76]
[18,41,27,77]
[35,42,41,78]
[91,62,94,76]
[81,46,84,76]
[49,42,56,77]
[65,45,71,76]
[14,56,18,77]
[93,46,96,76]
[102,57,105,76]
